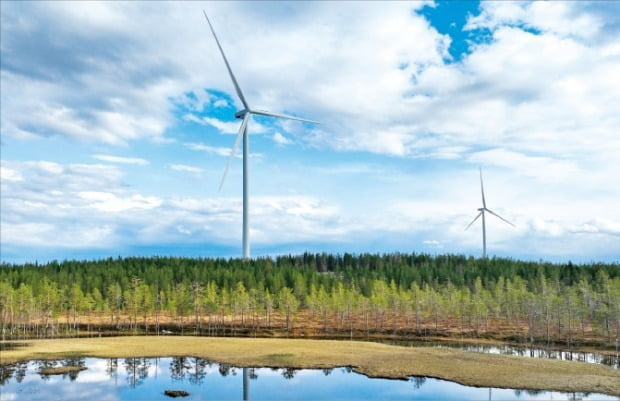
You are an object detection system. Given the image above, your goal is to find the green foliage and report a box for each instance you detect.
[0,253,618,343]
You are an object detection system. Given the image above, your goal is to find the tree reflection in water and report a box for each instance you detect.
[106,358,119,387]
[218,363,233,377]
[410,376,426,390]
[35,360,57,382]
[169,357,190,381]
[0,364,15,385]
[36,358,85,382]
[0,357,615,401]
[281,367,298,380]
[62,358,86,381]
[13,362,27,383]
[3,362,27,384]
[124,357,151,388]
[106,358,118,377]
[189,357,210,385]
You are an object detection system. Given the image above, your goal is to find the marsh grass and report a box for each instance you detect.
[2,336,619,396]
[39,366,87,375]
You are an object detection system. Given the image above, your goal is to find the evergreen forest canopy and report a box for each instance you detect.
[1,253,619,346]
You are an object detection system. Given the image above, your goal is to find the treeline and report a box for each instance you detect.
[1,253,619,346]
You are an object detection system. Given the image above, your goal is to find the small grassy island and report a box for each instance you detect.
[38,365,88,375]
[1,336,619,396]
[164,390,190,398]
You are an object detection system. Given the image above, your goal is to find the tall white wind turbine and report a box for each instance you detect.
[465,168,515,258]
[203,11,319,260]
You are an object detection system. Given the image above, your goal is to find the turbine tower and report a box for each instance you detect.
[465,168,515,258]
[203,10,319,260]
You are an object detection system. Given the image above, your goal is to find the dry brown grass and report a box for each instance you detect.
[43,310,610,344]
[2,336,619,396]
[38,366,87,375]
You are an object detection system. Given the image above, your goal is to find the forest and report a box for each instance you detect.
[1,253,619,348]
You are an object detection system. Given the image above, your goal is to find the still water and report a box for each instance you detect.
[1,357,617,401]
[384,340,620,369]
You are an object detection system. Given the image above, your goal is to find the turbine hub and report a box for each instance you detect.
[478,208,485,212]
[234,109,249,119]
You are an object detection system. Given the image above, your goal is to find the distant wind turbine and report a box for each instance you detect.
[203,10,320,260]
[465,168,515,258]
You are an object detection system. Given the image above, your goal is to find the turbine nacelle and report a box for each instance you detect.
[234,109,249,119]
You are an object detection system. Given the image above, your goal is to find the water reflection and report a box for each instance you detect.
[124,357,151,388]
[411,376,426,390]
[384,340,620,369]
[0,357,617,401]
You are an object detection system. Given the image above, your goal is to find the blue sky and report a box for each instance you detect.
[1,1,619,264]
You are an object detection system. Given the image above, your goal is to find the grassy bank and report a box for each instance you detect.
[1,336,619,396]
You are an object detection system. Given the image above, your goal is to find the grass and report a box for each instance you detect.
[38,366,87,375]
[1,336,619,396]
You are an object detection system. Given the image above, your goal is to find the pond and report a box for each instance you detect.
[1,357,617,401]
[382,340,620,369]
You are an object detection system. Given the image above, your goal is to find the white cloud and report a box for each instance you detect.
[272,132,293,146]
[78,191,162,213]
[169,164,203,174]
[185,115,241,134]
[1,166,23,182]
[465,2,603,41]
[0,221,115,248]
[183,113,268,135]
[468,148,580,182]
[184,142,233,157]
[423,239,443,249]
[1,2,619,261]
[92,154,149,165]
[0,160,347,249]
[2,2,618,161]
[1,159,618,260]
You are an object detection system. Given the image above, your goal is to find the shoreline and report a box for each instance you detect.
[1,336,619,396]
[4,329,617,357]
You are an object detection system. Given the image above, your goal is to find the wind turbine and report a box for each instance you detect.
[203,10,319,260]
[465,168,515,258]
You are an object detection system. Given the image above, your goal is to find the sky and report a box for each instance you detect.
[1,1,619,264]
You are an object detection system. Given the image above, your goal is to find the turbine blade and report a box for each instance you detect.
[485,208,515,227]
[203,10,249,110]
[465,212,483,231]
[479,167,487,208]
[219,114,250,191]
[251,110,320,124]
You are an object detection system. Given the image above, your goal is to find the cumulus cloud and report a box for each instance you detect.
[465,2,603,41]
[0,160,349,250]
[78,191,162,213]
[184,142,233,157]
[468,148,580,182]
[1,2,619,261]
[1,159,618,260]
[92,154,149,165]
[169,164,203,174]
[272,132,293,146]
[183,113,268,135]
[2,2,618,160]
[1,166,23,182]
